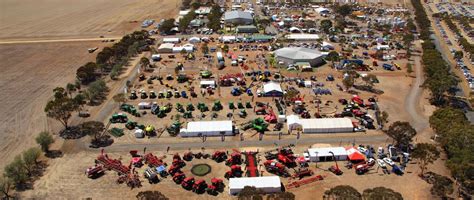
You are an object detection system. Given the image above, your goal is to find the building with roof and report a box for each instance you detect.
[286,115,354,133]
[224,11,253,25]
[306,147,348,162]
[236,25,258,33]
[229,176,281,195]
[157,43,174,53]
[261,82,283,97]
[274,47,325,67]
[180,120,235,137]
[286,34,320,41]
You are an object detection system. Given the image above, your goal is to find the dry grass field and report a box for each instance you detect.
[0,0,179,40]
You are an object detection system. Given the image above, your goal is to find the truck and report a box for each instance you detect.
[217,52,224,63]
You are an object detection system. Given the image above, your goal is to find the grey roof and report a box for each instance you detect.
[274,47,323,60]
[224,11,253,20]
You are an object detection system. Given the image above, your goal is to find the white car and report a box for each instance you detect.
[383,157,395,166]
[357,146,367,154]
[377,159,386,168]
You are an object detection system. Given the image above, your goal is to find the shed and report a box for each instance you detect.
[157,43,174,53]
[200,80,216,88]
[229,176,281,195]
[287,116,354,133]
[224,11,254,25]
[236,25,259,33]
[180,120,235,137]
[307,147,348,162]
[162,37,181,43]
[263,82,283,97]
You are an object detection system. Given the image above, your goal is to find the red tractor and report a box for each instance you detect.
[207,178,224,195]
[192,179,208,194]
[292,168,314,179]
[181,177,195,190]
[355,164,371,175]
[173,172,186,184]
[168,165,182,176]
[264,160,290,177]
[212,151,228,163]
[224,165,243,179]
[277,152,296,167]
[172,154,186,168]
[86,165,104,178]
[183,151,193,161]
[225,152,242,166]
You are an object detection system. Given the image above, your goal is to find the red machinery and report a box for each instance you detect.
[172,153,186,168]
[277,151,297,167]
[291,168,314,179]
[207,178,224,195]
[116,168,141,189]
[328,151,343,175]
[168,164,182,176]
[143,153,166,168]
[286,175,324,189]
[172,172,186,184]
[183,151,193,161]
[255,106,267,115]
[355,164,371,175]
[181,177,195,190]
[225,151,242,166]
[212,151,228,163]
[225,165,243,179]
[264,160,290,177]
[86,165,104,178]
[264,108,277,123]
[351,95,364,105]
[192,179,208,194]
[96,150,130,175]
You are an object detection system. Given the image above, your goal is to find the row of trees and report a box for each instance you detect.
[1,132,54,198]
[441,15,474,59]
[324,185,403,200]
[207,4,223,32]
[179,9,197,33]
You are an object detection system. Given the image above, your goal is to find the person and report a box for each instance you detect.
[166,146,170,153]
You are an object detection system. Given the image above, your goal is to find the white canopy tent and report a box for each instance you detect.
[180,121,234,137]
[307,147,348,162]
[287,116,353,134]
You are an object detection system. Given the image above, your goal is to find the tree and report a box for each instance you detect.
[140,57,150,70]
[159,19,175,34]
[201,43,209,54]
[320,19,333,34]
[136,190,169,200]
[113,93,127,106]
[86,79,108,102]
[362,187,403,200]
[411,143,440,176]
[326,51,339,67]
[191,2,201,9]
[0,176,13,199]
[45,88,80,129]
[36,131,54,153]
[238,186,264,200]
[406,63,413,74]
[222,44,229,53]
[76,62,98,84]
[81,121,105,143]
[66,83,76,97]
[361,74,377,88]
[453,51,463,60]
[380,111,389,126]
[335,4,352,17]
[342,76,354,90]
[181,0,192,9]
[22,147,41,176]
[385,121,417,147]
[324,185,361,200]
[4,156,28,186]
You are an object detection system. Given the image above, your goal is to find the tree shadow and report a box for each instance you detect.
[45,150,63,159]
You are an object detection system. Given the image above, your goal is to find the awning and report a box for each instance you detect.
[346,147,365,161]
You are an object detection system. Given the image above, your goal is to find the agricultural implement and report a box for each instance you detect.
[96,150,130,175]
[286,175,324,189]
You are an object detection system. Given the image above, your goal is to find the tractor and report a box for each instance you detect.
[149,91,157,99]
[174,91,181,98]
[212,101,223,111]
[129,91,138,100]
[183,111,193,119]
[173,172,186,184]
[237,102,244,109]
[200,70,212,78]
[197,103,209,112]
[192,180,208,194]
[177,74,189,83]
[168,165,182,176]
[207,178,224,195]
[167,121,182,136]
[225,152,242,166]
[186,103,195,111]
[183,151,193,161]
[86,165,104,178]
[181,177,195,190]
[158,91,164,99]
[245,102,252,108]
[239,109,247,118]
[224,165,243,179]
[144,125,155,136]
[212,151,227,163]
[140,90,148,99]
[229,102,235,109]
[264,160,290,177]
[125,121,137,130]
[110,113,128,123]
[176,103,185,113]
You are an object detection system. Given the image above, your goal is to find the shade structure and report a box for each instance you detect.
[346,147,366,162]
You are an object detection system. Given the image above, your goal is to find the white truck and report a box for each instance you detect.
[216,52,224,62]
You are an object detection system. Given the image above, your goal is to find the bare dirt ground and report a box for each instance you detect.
[0,0,179,41]
[0,41,108,169]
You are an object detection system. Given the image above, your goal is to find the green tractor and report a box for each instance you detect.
[239,109,247,118]
[253,118,268,133]
[183,111,193,119]
[156,110,166,118]
[158,91,165,99]
[120,104,140,117]
[197,103,208,112]
[110,113,128,123]
[245,102,252,108]
[149,91,157,99]
[200,70,212,78]
[212,101,223,111]
[229,102,235,110]
[167,121,182,136]
[176,103,185,113]
[140,90,148,99]
[129,90,138,100]
[125,121,138,130]
[186,103,195,111]
[162,103,172,113]
[177,74,189,83]
[237,102,244,109]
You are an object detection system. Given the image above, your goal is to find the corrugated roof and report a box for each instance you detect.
[185,120,233,132]
[229,176,281,190]
[224,11,253,20]
[274,47,323,60]
[307,147,347,157]
[300,118,353,130]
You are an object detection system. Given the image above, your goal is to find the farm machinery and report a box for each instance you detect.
[116,169,142,188]
[192,179,208,194]
[166,121,182,136]
[328,151,343,175]
[96,150,130,175]
[197,103,209,112]
[224,165,243,179]
[264,146,297,167]
[183,151,194,161]
[120,104,140,117]
[211,151,228,163]
[110,113,128,123]
[241,118,268,133]
[264,160,290,177]
[291,168,314,179]
[212,101,223,111]
[143,153,166,168]
[225,151,242,166]
[173,172,186,184]
[207,178,224,195]
[172,153,186,168]
[129,90,138,100]
[85,165,104,178]
[144,168,160,183]
[219,73,245,87]
[181,177,195,190]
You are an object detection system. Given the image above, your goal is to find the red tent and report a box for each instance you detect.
[345,147,365,162]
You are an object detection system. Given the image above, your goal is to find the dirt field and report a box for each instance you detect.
[0,0,179,40]
[0,42,110,169]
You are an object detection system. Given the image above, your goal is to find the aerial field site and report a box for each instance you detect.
[0,0,473,199]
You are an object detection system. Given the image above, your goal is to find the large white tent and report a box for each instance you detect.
[180,121,235,137]
[229,176,281,195]
[287,115,354,133]
[307,147,348,162]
